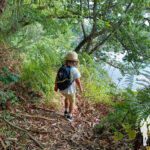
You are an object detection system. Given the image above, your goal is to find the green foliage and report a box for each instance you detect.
[13,22,76,101]
[113,126,136,142]
[79,53,116,104]
[1,0,81,37]
[1,0,149,71]
[0,0,150,144]
[0,68,20,107]
[125,70,136,89]
[114,132,123,141]
[137,69,150,88]
[124,67,150,123]
[1,3,78,102]
[0,91,8,104]
[96,85,150,141]
[136,86,150,123]
[21,42,58,100]
[0,67,20,85]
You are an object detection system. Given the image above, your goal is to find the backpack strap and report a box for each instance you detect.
[56,65,74,90]
[56,78,71,83]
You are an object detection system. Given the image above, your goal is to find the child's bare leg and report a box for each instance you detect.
[69,94,75,115]
[65,98,69,109]
[69,103,74,114]
[64,97,69,116]
[66,94,75,121]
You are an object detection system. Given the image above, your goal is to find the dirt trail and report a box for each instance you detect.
[28,95,110,150]
[0,93,112,150]
[27,95,110,150]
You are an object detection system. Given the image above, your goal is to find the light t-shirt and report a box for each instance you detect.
[60,66,81,95]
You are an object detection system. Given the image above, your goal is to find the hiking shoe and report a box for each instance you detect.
[64,110,69,117]
[67,115,73,122]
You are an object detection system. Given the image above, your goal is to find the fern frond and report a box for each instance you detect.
[142,70,150,75]
[136,78,150,84]
[136,67,150,89]
[140,73,150,81]
[136,82,149,87]
[125,72,135,89]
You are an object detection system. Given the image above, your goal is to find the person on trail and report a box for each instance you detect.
[54,51,83,121]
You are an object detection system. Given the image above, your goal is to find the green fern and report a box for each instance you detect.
[136,69,150,88]
[125,72,135,89]
[79,53,116,104]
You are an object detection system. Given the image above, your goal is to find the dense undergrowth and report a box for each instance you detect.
[0,1,150,148]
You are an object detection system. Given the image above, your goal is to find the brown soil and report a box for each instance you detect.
[0,93,111,150]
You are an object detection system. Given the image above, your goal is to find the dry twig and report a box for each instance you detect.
[26,129,51,134]
[0,116,44,149]
[10,112,54,122]
[29,105,55,112]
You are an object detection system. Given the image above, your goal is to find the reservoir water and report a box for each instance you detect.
[106,65,150,91]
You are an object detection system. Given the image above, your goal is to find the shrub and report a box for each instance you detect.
[79,53,116,104]
[0,68,20,107]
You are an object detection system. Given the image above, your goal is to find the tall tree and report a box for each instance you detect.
[1,0,150,67]
[71,0,150,65]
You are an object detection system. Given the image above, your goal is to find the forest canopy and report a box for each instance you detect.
[0,0,150,70]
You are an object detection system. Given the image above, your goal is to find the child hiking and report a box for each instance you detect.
[54,51,83,121]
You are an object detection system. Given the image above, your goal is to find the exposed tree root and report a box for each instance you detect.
[10,112,55,122]
[0,137,6,150]
[0,116,44,149]
[26,129,51,134]
[29,105,55,113]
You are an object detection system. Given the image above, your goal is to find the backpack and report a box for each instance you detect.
[56,65,73,90]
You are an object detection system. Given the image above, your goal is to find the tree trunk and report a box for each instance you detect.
[0,0,6,16]
[20,0,24,5]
